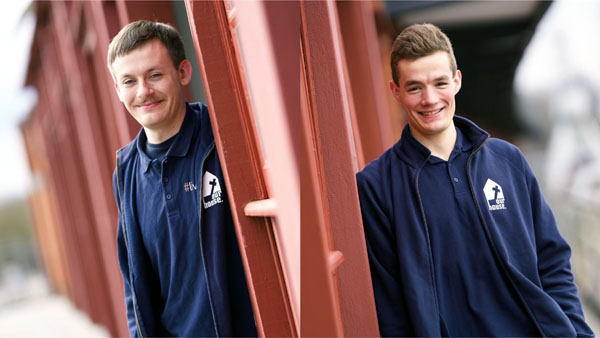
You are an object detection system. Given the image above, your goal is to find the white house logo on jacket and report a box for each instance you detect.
[483,178,507,211]
[202,171,223,209]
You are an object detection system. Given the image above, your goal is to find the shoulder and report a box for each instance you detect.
[480,137,529,175]
[187,101,210,122]
[484,137,525,161]
[357,145,403,193]
[187,101,215,143]
[358,147,394,180]
[116,135,139,168]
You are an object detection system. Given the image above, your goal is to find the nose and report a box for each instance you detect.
[136,80,154,98]
[421,86,438,106]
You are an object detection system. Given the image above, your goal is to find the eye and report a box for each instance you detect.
[122,78,135,86]
[407,86,420,93]
[435,82,448,88]
[149,73,162,79]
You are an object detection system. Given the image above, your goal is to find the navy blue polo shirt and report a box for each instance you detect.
[418,127,538,336]
[134,106,216,337]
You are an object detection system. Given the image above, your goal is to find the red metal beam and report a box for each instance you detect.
[337,1,395,166]
[185,1,296,336]
[300,49,345,336]
[21,110,73,299]
[230,1,301,329]
[46,2,120,333]
[33,20,91,317]
[301,0,380,335]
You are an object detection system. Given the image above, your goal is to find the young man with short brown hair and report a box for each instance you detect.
[357,23,593,337]
[109,20,256,337]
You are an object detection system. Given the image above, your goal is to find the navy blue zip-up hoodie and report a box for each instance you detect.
[356,116,593,337]
[113,102,257,337]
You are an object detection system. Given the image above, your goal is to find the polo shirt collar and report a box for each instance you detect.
[166,102,196,158]
[426,125,472,164]
[393,115,487,168]
[136,102,197,173]
[453,125,472,153]
[136,129,153,173]
[393,123,432,168]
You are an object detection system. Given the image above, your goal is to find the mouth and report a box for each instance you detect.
[418,107,443,116]
[137,100,164,109]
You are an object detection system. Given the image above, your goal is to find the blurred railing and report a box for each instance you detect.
[547,191,600,318]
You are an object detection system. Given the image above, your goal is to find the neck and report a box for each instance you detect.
[411,123,457,161]
[145,106,186,144]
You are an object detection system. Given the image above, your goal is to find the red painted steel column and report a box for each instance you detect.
[300,53,345,336]
[301,0,380,336]
[33,19,92,317]
[21,114,72,298]
[230,0,300,331]
[46,2,118,333]
[337,1,395,166]
[185,1,296,336]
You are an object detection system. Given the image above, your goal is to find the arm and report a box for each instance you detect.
[356,170,412,337]
[113,170,141,337]
[523,157,594,337]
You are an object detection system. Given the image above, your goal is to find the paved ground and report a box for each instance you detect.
[0,273,598,336]
[0,294,109,337]
[0,273,108,336]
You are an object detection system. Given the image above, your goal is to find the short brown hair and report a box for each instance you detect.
[390,23,457,85]
[107,20,186,76]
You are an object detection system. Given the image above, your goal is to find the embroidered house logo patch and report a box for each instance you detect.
[483,178,507,211]
[202,171,223,209]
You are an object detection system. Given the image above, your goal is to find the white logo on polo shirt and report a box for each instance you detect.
[483,178,507,211]
[202,171,223,209]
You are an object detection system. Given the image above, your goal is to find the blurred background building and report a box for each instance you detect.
[1,0,598,335]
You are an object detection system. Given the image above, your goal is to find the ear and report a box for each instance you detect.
[389,80,402,103]
[453,69,462,95]
[178,60,192,86]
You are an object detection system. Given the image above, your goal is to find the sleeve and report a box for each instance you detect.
[356,170,412,337]
[113,169,140,337]
[522,156,595,337]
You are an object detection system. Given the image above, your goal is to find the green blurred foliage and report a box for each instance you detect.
[0,198,38,271]
[0,198,33,239]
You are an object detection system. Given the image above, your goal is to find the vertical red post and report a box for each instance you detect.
[230,0,301,331]
[185,1,296,336]
[337,1,395,166]
[301,0,380,336]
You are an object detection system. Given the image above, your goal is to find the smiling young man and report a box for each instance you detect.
[356,23,593,337]
[108,20,256,337]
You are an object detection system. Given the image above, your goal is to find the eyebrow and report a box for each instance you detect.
[403,75,450,88]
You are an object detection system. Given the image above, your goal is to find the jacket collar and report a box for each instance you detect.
[135,102,198,173]
[393,115,489,168]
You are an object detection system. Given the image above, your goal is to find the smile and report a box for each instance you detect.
[419,107,443,116]
[138,100,163,109]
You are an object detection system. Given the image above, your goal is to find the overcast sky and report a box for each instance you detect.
[0,0,34,203]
